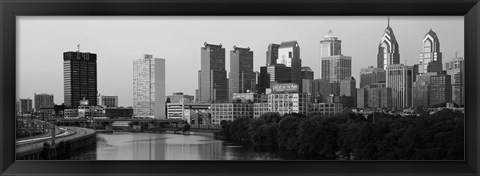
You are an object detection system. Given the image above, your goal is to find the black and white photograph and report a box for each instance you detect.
[15,16,465,160]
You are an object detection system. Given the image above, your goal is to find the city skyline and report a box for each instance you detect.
[17,16,464,107]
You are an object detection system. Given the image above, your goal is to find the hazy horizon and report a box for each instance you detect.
[17,16,464,107]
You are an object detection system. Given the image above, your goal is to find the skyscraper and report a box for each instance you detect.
[266,44,280,66]
[429,74,452,106]
[359,66,386,88]
[34,93,54,111]
[412,81,430,108]
[228,46,255,102]
[340,77,357,105]
[133,54,166,119]
[34,93,54,117]
[301,66,314,80]
[267,64,291,85]
[320,30,352,83]
[419,29,443,74]
[386,64,413,109]
[63,51,97,108]
[377,18,400,70]
[277,41,302,89]
[320,29,342,57]
[445,57,464,106]
[197,42,228,103]
[412,72,438,107]
[20,98,33,114]
[257,66,270,94]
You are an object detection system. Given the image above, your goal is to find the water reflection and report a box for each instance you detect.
[95,132,284,160]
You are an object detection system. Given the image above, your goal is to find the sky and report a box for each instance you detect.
[17,16,464,107]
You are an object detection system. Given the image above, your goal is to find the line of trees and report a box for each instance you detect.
[216,109,464,160]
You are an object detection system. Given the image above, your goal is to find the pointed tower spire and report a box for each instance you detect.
[387,16,390,27]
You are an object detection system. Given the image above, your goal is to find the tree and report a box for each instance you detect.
[182,124,191,133]
[229,117,252,144]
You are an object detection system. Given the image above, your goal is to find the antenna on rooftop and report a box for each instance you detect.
[77,44,81,52]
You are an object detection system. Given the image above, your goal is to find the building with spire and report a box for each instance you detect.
[419,29,442,74]
[320,30,352,83]
[197,42,229,103]
[228,45,256,102]
[321,30,352,84]
[320,29,342,57]
[377,17,400,70]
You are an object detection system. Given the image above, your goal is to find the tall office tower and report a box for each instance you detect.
[320,30,352,83]
[412,64,419,82]
[320,29,342,57]
[301,67,314,80]
[267,64,292,85]
[63,51,97,108]
[133,54,166,119]
[34,93,54,113]
[97,95,118,107]
[20,98,33,114]
[386,64,413,109]
[302,79,337,103]
[412,81,430,108]
[228,46,256,102]
[360,83,392,109]
[419,29,442,74]
[445,57,464,106]
[266,44,280,66]
[301,67,314,93]
[377,18,400,70]
[322,56,352,83]
[197,42,228,103]
[357,83,389,109]
[257,66,270,94]
[359,66,386,88]
[277,41,302,89]
[429,74,452,106]
[412,72,441,107]
[356,88,367,109]
[340,77,357,106]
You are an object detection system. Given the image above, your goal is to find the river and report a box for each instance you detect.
[78,132,289,160]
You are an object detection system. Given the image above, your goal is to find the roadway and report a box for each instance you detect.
[16,127,96,155]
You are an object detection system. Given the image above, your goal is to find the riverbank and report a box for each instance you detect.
[164,130,215,137]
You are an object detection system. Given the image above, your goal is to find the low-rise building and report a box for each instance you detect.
[254,103,270,118]
[211,102,253,125]
[309,103,343,115]
[232,92,268,103]
[105,107,133,119]
[167,103,211,124]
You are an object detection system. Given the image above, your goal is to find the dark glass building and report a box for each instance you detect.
[197,42,228,103]
[266,43,280,66]
[359,66,386,88]
[63,51,97,108]
[228,46,255,102]
[301,66,314,80]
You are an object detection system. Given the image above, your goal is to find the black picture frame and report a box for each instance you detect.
[1,0,479,175]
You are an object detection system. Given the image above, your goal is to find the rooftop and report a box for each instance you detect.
[279,40,299,48]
